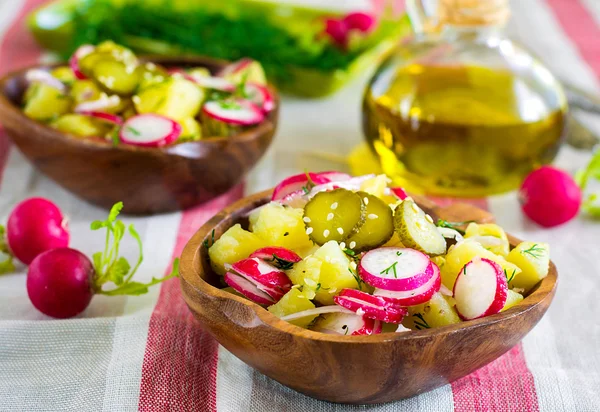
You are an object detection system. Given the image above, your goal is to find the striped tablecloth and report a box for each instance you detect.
[0,0,599,411]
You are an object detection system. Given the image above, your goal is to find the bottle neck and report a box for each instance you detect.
[440,24,505,43]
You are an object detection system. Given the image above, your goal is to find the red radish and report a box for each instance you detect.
[74,94,121,113]
[453,257,508,320]
[244,83,275,113]
[230,257,292,301]
[27,248,93,318]
[25,69,67,93]
[202,100,264,126]
[334,288,408,324]
[358,248,434,291]
[324,18,349,47]
[70,44,95,80]
[343,12,377,33]
[271,172,331,201]
[120,114,182,147]
[78,111,123,125]
[218,58,253,77]
[315,171,352,182]
[373,263,441,306]
[308,174,375,196]
[224,272,275,306]
[390,187,408,200]
[6,198,69,265]
[519,166,582,227]
[194,76,236,92]
[249,247,302,269]
[311,312,381,336]
[280,305,355,321]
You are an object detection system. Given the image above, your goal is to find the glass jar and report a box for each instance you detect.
[362,0,567,197]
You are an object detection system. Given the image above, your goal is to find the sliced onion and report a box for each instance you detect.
[25,69,67,93]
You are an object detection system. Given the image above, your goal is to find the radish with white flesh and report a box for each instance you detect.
[308,174,376,197]
[359,247,434,291]
[120,114,182,147]
[271,173,331,201]
[280,305,355,321]
[224,271,275,306]
[453,257,508,320]
[218,58,267,84]
[249,247,301,270]
[245,83,275,113]
[374,262,441,307]
[70,44,95,80]
[202,100,264,126]
[25,69,67,93]
[311,312,381,336]
[315,171,352,182]
[334,288,408,324]
[74,94,121,113]
[280,190,309,209]
[78,111,123,125]
[230,257,292,301]
[195,76,236,92]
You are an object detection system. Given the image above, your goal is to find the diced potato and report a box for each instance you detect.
[51,114,111,138]
[465,223,509,256]
[285,256,322,299]
[70,80,102,104]
[312,241,358,305]
[50,67,75,85]
[251,203,313,253]
[360,174,391,199]
[208,224,265,275]
[268,288,316,328]
[23,83,72,121]
[134,77,204,120]
[178,117,202,142]
[402,292,461,330]
[442,239,521,290]
[506,242,550,293]
[223,60,267,85]
[502,289,524,311]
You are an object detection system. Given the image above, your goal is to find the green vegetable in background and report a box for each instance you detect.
[576,149,600,217]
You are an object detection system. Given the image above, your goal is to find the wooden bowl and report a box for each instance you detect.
[180,190,558,404]
[0,56,278,215]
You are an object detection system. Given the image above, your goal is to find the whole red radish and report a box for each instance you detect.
[6,197,69,264]
[343,12,377,33]
[519,166,582,227]
[27,248,94,319]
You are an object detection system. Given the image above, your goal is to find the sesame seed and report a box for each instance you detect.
[132,96,141,104]
[368,214,378,220]
[349,241,356,249]
[425,214,434,224]
[411,202,420,213]
[306,227,313,235]
[337,227,344,235]
[363,197,369,205]
[323,229,330,238]
[327,213,334,221]
[303,217,311,223]
[339,242,346,249]
[330,202,338,210]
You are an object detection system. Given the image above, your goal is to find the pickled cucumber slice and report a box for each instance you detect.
[303,189,365,246]
[92,60,140,95]
[394,199,446,256]
[23,83,72,122]
[345,192,394,252]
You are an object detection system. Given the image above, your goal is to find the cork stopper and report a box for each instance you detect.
[436,0,510,28]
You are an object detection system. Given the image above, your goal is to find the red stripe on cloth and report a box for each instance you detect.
[138,185,244,412]
[545,0,600,77]
[0,0,46,184]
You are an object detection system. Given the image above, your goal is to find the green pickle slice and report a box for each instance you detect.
[345,192,394,252]
[303,189,365,245]
[92,60,140,95]
[394,198,447,256]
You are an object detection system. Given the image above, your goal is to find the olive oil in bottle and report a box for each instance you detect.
[362,0,567,197]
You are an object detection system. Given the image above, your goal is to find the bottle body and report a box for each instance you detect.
[362,30,567,196]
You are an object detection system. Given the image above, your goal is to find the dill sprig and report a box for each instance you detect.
[436,219,476,235]
[380,261,399,279]
[203,229,216,249]
[412,313,431,330]
[270,254,294,270]
[348,267,365,291]
[521,243,545,259]
[504,268,517,284]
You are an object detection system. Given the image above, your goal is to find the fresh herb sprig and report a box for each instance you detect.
[504,269,517,284]
[521,243,545,259]
[436,219,476,235]
[348,267,365,291]
[575,149,600,217]
[270,254,294,270]
[380,261,399,279]
[412,313,431,330]
[203,229,216,249]
[91,202,179,296]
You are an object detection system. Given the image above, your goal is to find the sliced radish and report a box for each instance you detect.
[167,68,200,84]
[374,263,441,306]
[202,99,264,126]
[453,257,508,320]
[280,190,309,209]
[194,76,236,92]
[25,69,67,93]
[343,12,377,33]
[359,248,434,291]
[308,174,376,197]
[78,111,123,125]
[119,114,182,147]
[218,58,253,77]
[271,173,331,201]
[334,288,408,324]
[440,283,453,297]
[249,247,302,270]
[315,171,352,182]
[74,94,121,113]
[281,305,355,322]
[311,312,380,336]
[70,44,95,80]
[224,272,275,306]
[244,83,274,113]
[390,187,408,200]
[231,258,292,301]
